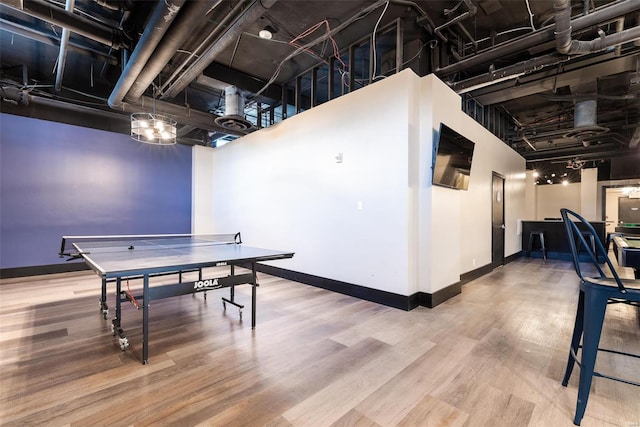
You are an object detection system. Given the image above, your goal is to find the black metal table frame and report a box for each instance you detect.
[612,235,640,279]
[108,262,258,364]
[60,234,293,364]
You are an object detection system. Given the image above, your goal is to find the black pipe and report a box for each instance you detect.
[0,17,119,65]
[0,0,125,49]
[161,0,279,99]
[93,0,136,11]
[107,0,185,108]
[436,0,640,77]
[125,0,222,102]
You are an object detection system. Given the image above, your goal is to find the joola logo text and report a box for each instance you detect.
[193,279,221,290]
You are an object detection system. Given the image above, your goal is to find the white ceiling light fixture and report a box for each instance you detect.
[259,25,277,40]
[259,28,273,39]
[130,113,177,145]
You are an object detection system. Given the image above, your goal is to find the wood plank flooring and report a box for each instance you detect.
[1,257,639,426]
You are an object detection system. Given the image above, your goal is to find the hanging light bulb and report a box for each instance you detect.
[131,113,177,145]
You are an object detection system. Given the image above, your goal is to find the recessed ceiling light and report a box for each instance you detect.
[259,27,273,39]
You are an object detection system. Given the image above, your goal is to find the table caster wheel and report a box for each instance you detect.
[119,337,129,351]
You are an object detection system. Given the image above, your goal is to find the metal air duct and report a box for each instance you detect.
[0,0,126,49]
[160,0,279,100]
[214,86,252,131]
[564,98,608,145]
[436,0,640,77]
[554,0,640,55]
[107,0,184,108]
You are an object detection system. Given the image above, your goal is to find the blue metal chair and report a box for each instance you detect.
[560,208,640,425]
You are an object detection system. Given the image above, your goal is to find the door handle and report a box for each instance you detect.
[500,224,506,229]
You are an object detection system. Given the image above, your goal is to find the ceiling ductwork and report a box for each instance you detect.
[160,0,279,100]
[1,0,638,165]
[214,86,252,131]
[107,0,184,109]
[93,0,136,11]
[437,0,640,78]
[1,85,29,105]
[564,98,609,145]
[554,0,640,55]
[0,0,127,48]
[125,0,223,103]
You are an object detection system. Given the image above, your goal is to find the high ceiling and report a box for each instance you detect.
[1,0,639,177]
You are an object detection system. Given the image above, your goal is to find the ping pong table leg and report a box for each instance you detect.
[251,262,256,330]
[222,265,244,319]
[230,264,235,305]
[100,277,108,319]
[142,274,150,364]
[112,277,129,352]
[113,277,122,333]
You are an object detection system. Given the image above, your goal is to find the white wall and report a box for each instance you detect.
[192,145,214,235]
[580,168,598,220]
[536,183,581,219]
[528,168,601,221]
[596,178,640,220]
[417,76,526,292]
[605,189,621,234]
[524,170,537,219]
[201,71,413,295]
[193,70,526,299]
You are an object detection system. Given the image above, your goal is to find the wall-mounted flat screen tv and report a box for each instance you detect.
[432,123,475,190]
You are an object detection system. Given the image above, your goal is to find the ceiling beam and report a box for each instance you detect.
[524,143,635,162]
[470,53,638,105]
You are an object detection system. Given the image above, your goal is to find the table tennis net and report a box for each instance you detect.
[60,232,241,257]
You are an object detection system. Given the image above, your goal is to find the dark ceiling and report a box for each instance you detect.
[1,0,639,178]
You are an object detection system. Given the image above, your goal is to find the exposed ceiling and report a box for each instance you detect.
[1,0,639,178]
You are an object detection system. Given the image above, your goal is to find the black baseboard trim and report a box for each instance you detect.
[1,262,89,280]
[254,264,465,310]
[2,258,508,310]
[418,281,462,308]
[505,251,522,264]
[460,263,493,286]
[254,263,418,310]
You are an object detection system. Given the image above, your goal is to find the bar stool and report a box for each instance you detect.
[527,230,547,260]
[560,208,640,426]
[577,231,596,255]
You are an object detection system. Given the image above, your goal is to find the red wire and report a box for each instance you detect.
[289,19,348,73]
[126,278,140,309]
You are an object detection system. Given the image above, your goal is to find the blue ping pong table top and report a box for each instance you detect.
[74,239,294,278]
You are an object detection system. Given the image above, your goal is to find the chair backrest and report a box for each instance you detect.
[560,208,627,293]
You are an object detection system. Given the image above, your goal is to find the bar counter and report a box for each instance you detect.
[522,220,606,261]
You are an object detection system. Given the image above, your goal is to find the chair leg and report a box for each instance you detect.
[562,291,584,387]
[572,288,608,426]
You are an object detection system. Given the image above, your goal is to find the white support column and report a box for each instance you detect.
[581,168,598,220]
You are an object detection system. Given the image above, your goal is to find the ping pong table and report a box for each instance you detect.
[59,233,294,364]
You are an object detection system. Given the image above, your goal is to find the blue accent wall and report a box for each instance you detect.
[0,113,192,269]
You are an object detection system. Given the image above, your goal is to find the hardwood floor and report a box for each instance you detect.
[1,257,638,426]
